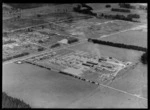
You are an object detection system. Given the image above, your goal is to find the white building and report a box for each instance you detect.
[58,39,68,44]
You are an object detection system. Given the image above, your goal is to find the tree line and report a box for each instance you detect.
[141,52,147,64]
[99,13,140,22]
[88,38,147,52]
[111,8,131,13]
[2,92,31,108]
[73,4,97,17]
[3,52,29,62]
[3,40,16,45]
[119,3,136,9]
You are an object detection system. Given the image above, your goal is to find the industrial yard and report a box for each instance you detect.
[25,49,132,85]
[3,3,147,108]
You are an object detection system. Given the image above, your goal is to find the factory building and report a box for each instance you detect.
[82,63,94,67]
[86,61,98,65]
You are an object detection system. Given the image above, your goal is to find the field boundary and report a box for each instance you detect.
[88,38,147,52]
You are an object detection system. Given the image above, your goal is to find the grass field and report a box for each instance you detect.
[109,63,147,99]
[68,84,147,108]
[67,20,136,39]
[3,63,97,108]
[100,30,147,48]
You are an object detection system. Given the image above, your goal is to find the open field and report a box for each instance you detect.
[109,63,147,99]
[3,63,97,108]
[68,84,147,108]
[3,61,147,108]
[67,20,136,39]
[100,29,147,48]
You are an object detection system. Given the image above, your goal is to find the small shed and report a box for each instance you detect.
[58,39,68,44]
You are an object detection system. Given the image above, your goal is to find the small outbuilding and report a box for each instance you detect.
[58,39,68,44]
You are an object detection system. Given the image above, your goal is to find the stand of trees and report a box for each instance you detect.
[3,32,9,37]
[81,3,93,10]
[88,38,147,52]
[119,3,136,9]
[127,14,140,19]
[3,57,13,62]
[3,40,16,45]
[73,4,97,17]
[37,47,45,52]
[38,40,44,44]
[111,8,131,13]
[68,37,79,44]
[139,5,147,10]
[3,52,29,62]
[12,52,29,59]
[50,43,60,48]
[99,13,139,22]
[141,52,147,64]
[2,92,31,108]
[105,4,111,8]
